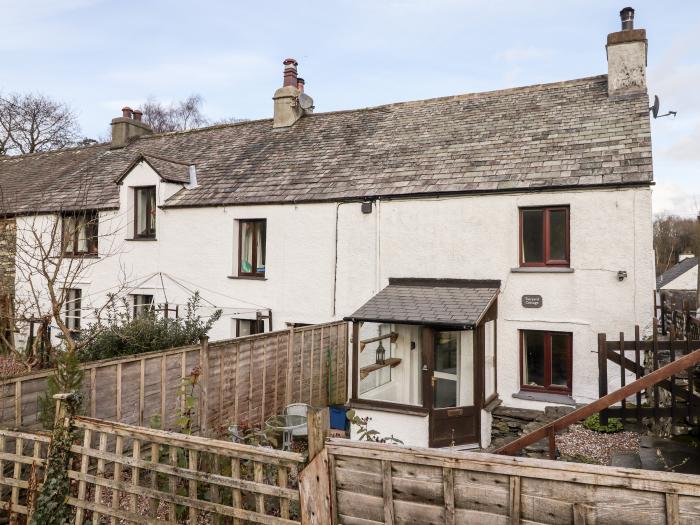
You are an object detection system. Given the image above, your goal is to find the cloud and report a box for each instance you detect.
[653,182,700,217]
[662,124,700,161]
[497,46,553,62]
[101,52,274,93]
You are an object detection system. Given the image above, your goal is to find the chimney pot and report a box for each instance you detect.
[297,77,305,92]
[121,106,133,119]
[283,58,298,88]
[620,7,634,30]
[132,110,143,122]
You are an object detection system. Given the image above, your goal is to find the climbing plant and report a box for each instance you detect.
[30,393,82,525]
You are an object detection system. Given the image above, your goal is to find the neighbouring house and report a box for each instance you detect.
[657,253,698,291]
[0,8,655,448]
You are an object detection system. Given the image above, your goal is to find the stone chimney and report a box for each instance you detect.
[111,106,152,148]
[606,7,647,97]
[273,58,313,128]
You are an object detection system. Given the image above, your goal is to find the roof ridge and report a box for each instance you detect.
[0,141,109,163]
[129,74,611,143]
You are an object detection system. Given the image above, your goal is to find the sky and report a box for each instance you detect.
[1,1,698,216]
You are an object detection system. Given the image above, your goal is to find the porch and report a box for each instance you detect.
[345,278,499,448]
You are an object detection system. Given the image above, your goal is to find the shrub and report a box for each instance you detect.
[582,413,624,433]
[77,292,221,362]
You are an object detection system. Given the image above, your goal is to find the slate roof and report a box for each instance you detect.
[0,75,653,216]
[345,278,500,328]
[657,257,698,289]
[116,154,192,184]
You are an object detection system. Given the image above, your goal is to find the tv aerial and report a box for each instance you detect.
[298,93,314,111]
[649,95,677,119]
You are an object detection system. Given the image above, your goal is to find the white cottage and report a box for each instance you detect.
[0,9,655,447]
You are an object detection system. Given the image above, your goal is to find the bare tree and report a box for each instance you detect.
[0,93,81,156]
[10,209,129,365]
[142,94,209,133]
[654,214,698,276]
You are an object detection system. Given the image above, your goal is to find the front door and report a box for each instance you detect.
[423,328,479,447]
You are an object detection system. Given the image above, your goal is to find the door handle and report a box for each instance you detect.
[431,376,437,387]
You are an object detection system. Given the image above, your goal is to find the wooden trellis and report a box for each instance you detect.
[0,429,50,523]
[0,415,306,524]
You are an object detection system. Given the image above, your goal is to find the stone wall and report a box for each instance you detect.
[0,218,15,298]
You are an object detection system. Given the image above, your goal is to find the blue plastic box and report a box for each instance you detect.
[329,406,348,430]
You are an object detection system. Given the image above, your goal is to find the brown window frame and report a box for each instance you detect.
[519,206,570,267]
[237,219,266,277]
[519,330,572,394]
[61,211,99,256]
[134,186,157,239]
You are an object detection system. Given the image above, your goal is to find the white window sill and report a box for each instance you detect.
[227,275,267,281]
[510,267,574,274]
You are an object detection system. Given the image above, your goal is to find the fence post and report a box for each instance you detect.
[598,333,608,425]
[308,407,329,462]
[199,336,209,436]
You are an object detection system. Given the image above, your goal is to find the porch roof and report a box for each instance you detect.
[345,278,500,329]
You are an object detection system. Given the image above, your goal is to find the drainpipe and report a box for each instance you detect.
[375,198,382,293]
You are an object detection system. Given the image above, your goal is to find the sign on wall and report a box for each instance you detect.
[521,295,543,308]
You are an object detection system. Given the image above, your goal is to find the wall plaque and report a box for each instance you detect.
[522,295,543,308]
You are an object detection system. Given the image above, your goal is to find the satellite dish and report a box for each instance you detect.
[648,95,677,119]
[649,95,660,118]
[298,93,314,111]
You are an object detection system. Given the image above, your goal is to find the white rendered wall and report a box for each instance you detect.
[13,176,654,436]
[350,408,429,448]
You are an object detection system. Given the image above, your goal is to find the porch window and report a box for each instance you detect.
[356,322,423,407]
[64,289,82,332]
[134,186,156,238]
[519,207,569,266]
[132,294,154,319]
[62,211,98,256]
[521,330,572,393]
[238,220,266,277]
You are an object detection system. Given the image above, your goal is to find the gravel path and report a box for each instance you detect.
[556,424,640,465]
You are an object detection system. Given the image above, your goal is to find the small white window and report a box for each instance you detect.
[132,294,155,319]
[64,289,82,332]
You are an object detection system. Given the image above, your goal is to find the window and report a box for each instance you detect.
[521,330,572,393]
[519,207,569,267]
[238,220,266,277]
[134,186,156,238]
[235,319,265,337]
[132,294,155,319]
[62,211,98,256]
[64,289,82,332]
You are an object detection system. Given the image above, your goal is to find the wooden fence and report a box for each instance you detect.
[599,322,700,425]
[0,321,348,433]
[0,415,307,524]
[327,439,700,525]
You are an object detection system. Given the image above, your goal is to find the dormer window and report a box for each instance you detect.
[134,186,156,239]
[62,211,98,256]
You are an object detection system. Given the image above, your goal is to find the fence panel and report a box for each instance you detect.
[0,417,305,524]
[327,439,700,525]
[0,321,349,435]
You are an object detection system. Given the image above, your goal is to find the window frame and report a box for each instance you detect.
[132,294,155,319]
[64,289,82,333]
[61,211,99,256]
[237,219,266,277]
[133,186,157,239]
[518,206,570,267]
[519,330,572,394]
[235,318,265,337]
